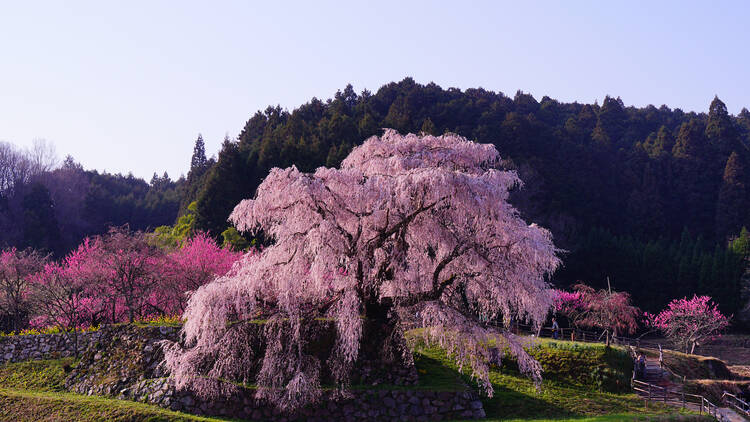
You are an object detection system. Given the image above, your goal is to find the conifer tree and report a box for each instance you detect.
[420,117,437,135]
[654,125,675,155]
[706,96,737,157]
[716,151,747,240]
[190,134,207,173]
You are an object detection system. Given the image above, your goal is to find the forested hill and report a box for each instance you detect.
[0,147,182,257]
[184,78,750,315]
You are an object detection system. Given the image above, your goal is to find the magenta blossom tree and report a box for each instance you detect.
[163,130,560,410]
[160,232,243,314]
[646,295,730,354]
[570,283,640,347]
[30,262,95,355]
[552,289,584,339]
[71,227,166,323]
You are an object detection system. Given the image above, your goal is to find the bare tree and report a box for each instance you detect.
[0,248,47,332]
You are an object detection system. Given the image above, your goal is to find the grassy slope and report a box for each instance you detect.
[0,341,706,422]
[0,389,235,422]
[414,339,705,422]
[0,359,231,422]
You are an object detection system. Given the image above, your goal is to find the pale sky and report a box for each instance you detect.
[1,1,749,179]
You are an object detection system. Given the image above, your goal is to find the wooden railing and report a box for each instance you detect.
[506,322,668,350]
[631,379,725,420]
[478,321,739,420]
[722,391,750,416]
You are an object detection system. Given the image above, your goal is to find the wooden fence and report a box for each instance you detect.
[631,378,724,420]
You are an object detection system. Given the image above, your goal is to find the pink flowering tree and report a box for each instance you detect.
[645,295,730,354]
[163,130,560,410]
[160,232,243,314]
[552,289,584,340]
[71,227,166,323]
[568,283,640,346]
[0,248,47,332]
[29,262,95,355]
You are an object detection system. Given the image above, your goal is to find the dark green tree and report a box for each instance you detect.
[194,136,252,237]
[420,117,437,135]
[716,152,747,240]
[190,134,208,174]
[22,183,62,253]
[706,96,738,158]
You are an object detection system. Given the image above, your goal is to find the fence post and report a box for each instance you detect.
[681,391,685,409]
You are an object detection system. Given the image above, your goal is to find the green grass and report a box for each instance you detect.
[0,359,233,421]
[0,388,233,422]
[480,415,711,422]
[0,338,703,421]
[415,341,702,422]
[0,358,73,392]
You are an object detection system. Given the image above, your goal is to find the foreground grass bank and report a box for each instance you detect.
[0,388,232,422]
[0,338,707,421]
[0,359,230,421]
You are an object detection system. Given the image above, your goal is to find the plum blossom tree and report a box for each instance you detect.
[0,248,47,332]
[71,227,165,323]
[163,130,560,410]
[161,232,243,313]
[646,295,730,354]
[30,262,95,355]
[25,229,240,335]
[568,283,640,346]
[552,289,584,340]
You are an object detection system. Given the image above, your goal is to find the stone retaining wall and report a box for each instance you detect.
[65,325,484,420]
[122,377,485,421]
[0,330,101,364]
[3,323,485,421]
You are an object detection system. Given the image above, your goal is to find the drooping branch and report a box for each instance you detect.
[166,130,560,411]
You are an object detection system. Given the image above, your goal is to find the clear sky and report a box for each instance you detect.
[1,1,749,179]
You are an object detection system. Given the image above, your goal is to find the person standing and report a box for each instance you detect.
[552,317,560,340]
[658,344,663,369]
[636,353,646,379]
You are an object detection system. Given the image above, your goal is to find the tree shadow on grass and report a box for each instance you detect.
[413,353,571,418]
[481,382,574,420]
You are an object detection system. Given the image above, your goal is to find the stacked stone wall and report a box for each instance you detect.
[2,324,484,421]
[0,330,101,364]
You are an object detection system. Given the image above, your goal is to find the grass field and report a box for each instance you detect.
[0,339,708,422]
[414,342,703,422]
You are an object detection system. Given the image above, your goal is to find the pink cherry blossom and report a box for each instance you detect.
[164,130,561,410]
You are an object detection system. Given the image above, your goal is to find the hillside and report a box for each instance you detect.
[0,145,182,257]
[182,79,750,315]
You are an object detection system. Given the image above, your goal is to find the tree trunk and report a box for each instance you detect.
[359,298,415,385]
[71,327,79,357]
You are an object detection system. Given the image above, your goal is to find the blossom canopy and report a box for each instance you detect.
[165,130,561,410]
[646,295,730,353]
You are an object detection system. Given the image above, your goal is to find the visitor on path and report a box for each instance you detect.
[552,317,560,340]
[636,353,646,379]
[658,344,663,369]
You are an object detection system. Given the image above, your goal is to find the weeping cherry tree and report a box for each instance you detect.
[163,130,560,410]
